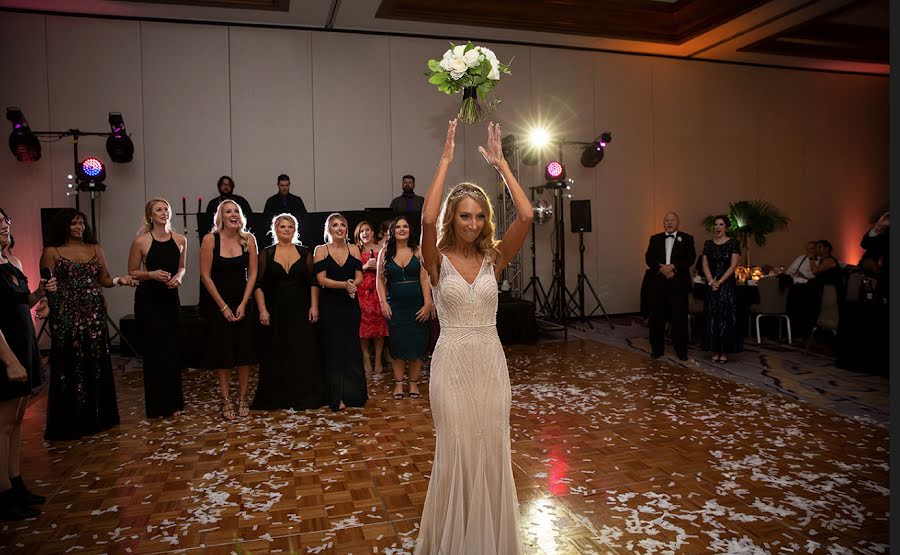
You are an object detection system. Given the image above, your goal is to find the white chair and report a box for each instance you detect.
[748,275,791,344]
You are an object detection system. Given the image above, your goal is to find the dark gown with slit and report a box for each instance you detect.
[314,246,368,411]
[0,263,43,401]
[46,253,120,440]
[701,238,742,353]
[252,244,326,410]
[134,235,184,418]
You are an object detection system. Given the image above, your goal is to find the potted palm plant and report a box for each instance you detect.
[702,200,790,267]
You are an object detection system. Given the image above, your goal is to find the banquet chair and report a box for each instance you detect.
[748,275,791,344]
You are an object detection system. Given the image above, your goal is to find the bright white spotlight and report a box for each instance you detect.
[527,127,551,148]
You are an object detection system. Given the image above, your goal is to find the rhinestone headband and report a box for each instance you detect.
[448,187,487,202]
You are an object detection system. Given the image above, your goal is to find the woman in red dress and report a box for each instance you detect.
[355,221,389,375]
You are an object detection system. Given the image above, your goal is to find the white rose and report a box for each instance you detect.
[452,44,467,58]
[488,65,500,80]
[463,49,481,68]
[439,56,454,71]
[449,58,468,80]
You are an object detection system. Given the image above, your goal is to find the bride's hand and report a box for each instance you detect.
[441,119,457,162]
[478,121,505,169]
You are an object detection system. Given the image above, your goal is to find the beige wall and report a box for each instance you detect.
[0,13,888,324]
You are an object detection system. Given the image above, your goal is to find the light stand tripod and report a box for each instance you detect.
[522,185,551,314]
[571,232,614,329]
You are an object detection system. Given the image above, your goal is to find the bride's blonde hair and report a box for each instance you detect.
[436,182,500,260]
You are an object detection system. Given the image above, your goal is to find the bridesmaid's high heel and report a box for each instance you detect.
[237,396,250,417]
[393,380,405,400]
[408,380,420,400]
[221,397,236,421]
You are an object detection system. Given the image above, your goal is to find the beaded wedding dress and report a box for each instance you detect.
[415,253,523,555]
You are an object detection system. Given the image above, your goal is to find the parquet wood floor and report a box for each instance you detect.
[1,339,888,554]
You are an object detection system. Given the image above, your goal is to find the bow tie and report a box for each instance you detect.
[665,233,677,238]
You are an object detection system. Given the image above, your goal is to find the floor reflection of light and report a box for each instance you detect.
[547,448,570,496]
[524,497,561,554]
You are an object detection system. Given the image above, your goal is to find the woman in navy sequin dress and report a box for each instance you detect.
[701,216,742,362]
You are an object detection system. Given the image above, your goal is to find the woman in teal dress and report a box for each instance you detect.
[377,217,433,400]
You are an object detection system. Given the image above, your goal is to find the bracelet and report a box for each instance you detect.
[112,277,120,286]
[220,305,230,312]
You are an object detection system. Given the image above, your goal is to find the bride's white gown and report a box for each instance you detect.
[415,253,523,555]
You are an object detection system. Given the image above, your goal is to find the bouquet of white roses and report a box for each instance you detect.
[425,42,511,124]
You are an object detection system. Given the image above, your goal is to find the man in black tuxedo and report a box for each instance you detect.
[263,173,308,224]
[644,212,696,360]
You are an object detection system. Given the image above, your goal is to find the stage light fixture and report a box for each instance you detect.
[528,127,551,148]
[106,112,134,163]
[545,160,565,182]
[580,132,612,168]
[501,134,517,159]
[6,107,41,162]
[76,157,107,191]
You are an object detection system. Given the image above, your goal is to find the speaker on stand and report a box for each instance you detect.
[569,199,613,329]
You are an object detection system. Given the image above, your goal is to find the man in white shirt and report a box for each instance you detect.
[786,241,817,279]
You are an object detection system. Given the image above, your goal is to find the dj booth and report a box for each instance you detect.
[119,209,537,360]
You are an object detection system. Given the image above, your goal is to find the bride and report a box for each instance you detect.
[416,120,533,554]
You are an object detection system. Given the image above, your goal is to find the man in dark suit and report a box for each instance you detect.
[644,212,696,360]
[205,175,253,218]
[263,174,308,225]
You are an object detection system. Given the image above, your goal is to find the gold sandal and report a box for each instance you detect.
[237,396,250,417]
[222,397,237,421]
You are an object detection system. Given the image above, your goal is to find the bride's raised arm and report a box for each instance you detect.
[421,119,457,284]
[480,122,533,274]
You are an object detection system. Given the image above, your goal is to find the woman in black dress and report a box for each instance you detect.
[253,214,326,410]
[127,199,186,418]
[40,209,136,441]
[313,213,367,412]
[199,200,258,421]
[701,215,742,362]
[0,208,55,519]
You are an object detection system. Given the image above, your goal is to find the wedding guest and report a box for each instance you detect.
[644,212,696,361]
[40,209,135,441]
[389,174,425,212]
[810,240,844,298]
[354,221,388,375]
[253,214,325,410]
[199,200,258,421]
[861,211,889,297]
[701,216,742,363]
[127,199,187,418]
[786,241,817,280]
[377,216,433,399]
[314,213,367,411]
[205,175,253,217]
[263,174,308,224]
[0,208,55,519]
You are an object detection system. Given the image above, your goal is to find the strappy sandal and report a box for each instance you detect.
[237,396,250,417]
[408,380,420,400]
[393,380,405,400]
[222,397,237,421]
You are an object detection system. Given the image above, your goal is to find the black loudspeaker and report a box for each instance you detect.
[570,200,592,233]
